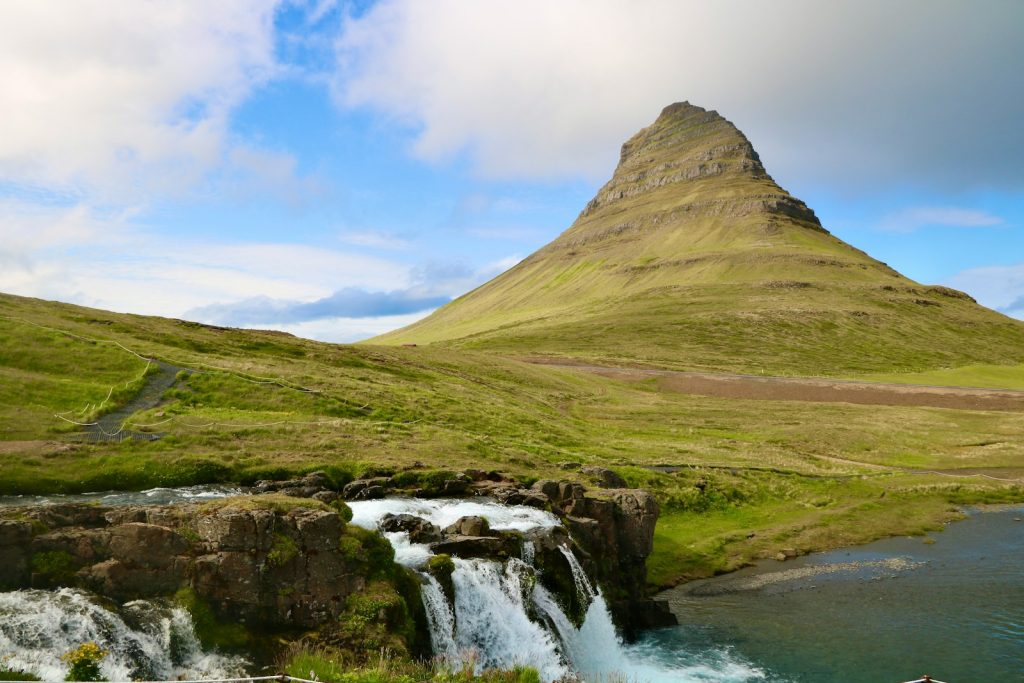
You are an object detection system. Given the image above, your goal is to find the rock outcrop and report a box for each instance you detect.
[0,468,673,641]
[0,497,384,629]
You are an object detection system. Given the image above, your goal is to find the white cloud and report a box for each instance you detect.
[0,198,520,340]
[946,263,1024,319]
[0,199,411,320]
[0,1,284,198]
[273,311,434,343]
[335,0,1024,191]
[339,230,412,250]
[876,207,1004,233]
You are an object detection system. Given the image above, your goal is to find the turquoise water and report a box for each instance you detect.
[656,506,1024,682]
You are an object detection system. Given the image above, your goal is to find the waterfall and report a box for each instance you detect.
[449,558,569,681]
[421,575,458,661]
[350,497,767,683]
[0,588,247,682]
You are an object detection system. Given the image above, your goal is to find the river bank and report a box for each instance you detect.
[655,504,1024,682]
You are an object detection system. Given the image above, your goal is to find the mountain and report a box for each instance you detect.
[371,102,1024,375]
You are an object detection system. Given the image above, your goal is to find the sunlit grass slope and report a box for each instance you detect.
[372,103,1024,375]
[2,291,1023,585]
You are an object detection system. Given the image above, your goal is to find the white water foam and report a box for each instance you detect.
[420,575,459,661]
[450,558,568,682]
[348,497,560,534]
[0,588,247,682]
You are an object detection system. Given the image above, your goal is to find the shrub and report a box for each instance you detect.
[61,642,106,682]
[268,532,299,567]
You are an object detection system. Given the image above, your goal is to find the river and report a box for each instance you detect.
[656,505,1024,682]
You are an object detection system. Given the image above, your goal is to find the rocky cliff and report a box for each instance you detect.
[0,470,672,649]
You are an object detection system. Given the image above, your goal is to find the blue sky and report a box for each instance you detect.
[1,0,1022,341]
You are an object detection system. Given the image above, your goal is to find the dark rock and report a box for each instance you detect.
[343,478,390,500]
[520,493,549,509]
[557,481,587,505]
[312,490,340,504]
[354,485,386,500]
[26,504,110,529]
[32,528,112,565]
[0,520,33,589]
[432,535,519,560]
[442,478,471,495]
[558,462,582,470]
[196,508,274,552]
[613,598,678,635]
[531,479,561,500]
[254,471,335,497]
[83,557,187,599]
[109,523,188,568]
[611,490,659,559]
[580,465,628,489]
[0,519,34,546]
[443,516,492,538]
[380,514,442,544]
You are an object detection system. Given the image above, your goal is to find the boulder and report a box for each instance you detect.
[431,535,519,560]
[580,465,628,489]
[443,515,492,538]
[342,477,391,500]
[380,514,442,544]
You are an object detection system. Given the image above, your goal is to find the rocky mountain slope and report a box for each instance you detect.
[372,103,1024,375]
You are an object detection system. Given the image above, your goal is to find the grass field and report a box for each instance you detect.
[2,291,1023,588]
[858,363,1024,391]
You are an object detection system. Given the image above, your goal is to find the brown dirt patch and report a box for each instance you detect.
[532,361,1024,412]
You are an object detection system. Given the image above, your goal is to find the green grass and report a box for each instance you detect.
[1,291,1023,586]
[283,646,541,683]
[859,363,1024,390]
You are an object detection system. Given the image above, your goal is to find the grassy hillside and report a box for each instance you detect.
[372,103,1024,376]
[2,291,1022,587]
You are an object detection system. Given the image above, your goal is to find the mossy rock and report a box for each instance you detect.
[199,493,330,514]
[173,588,251,651]
[30,550,79,587]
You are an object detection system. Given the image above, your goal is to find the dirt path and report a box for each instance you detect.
[86,361,182,441]
[529,360,1024,412]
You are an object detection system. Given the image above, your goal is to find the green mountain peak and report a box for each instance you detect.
[371,103,1024,375]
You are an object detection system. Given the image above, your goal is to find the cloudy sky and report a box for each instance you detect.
[2,0,1022,341]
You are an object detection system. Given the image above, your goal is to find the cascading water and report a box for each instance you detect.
[421,575,459,661]
[0,588,247,682]
[350,498,766,683]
